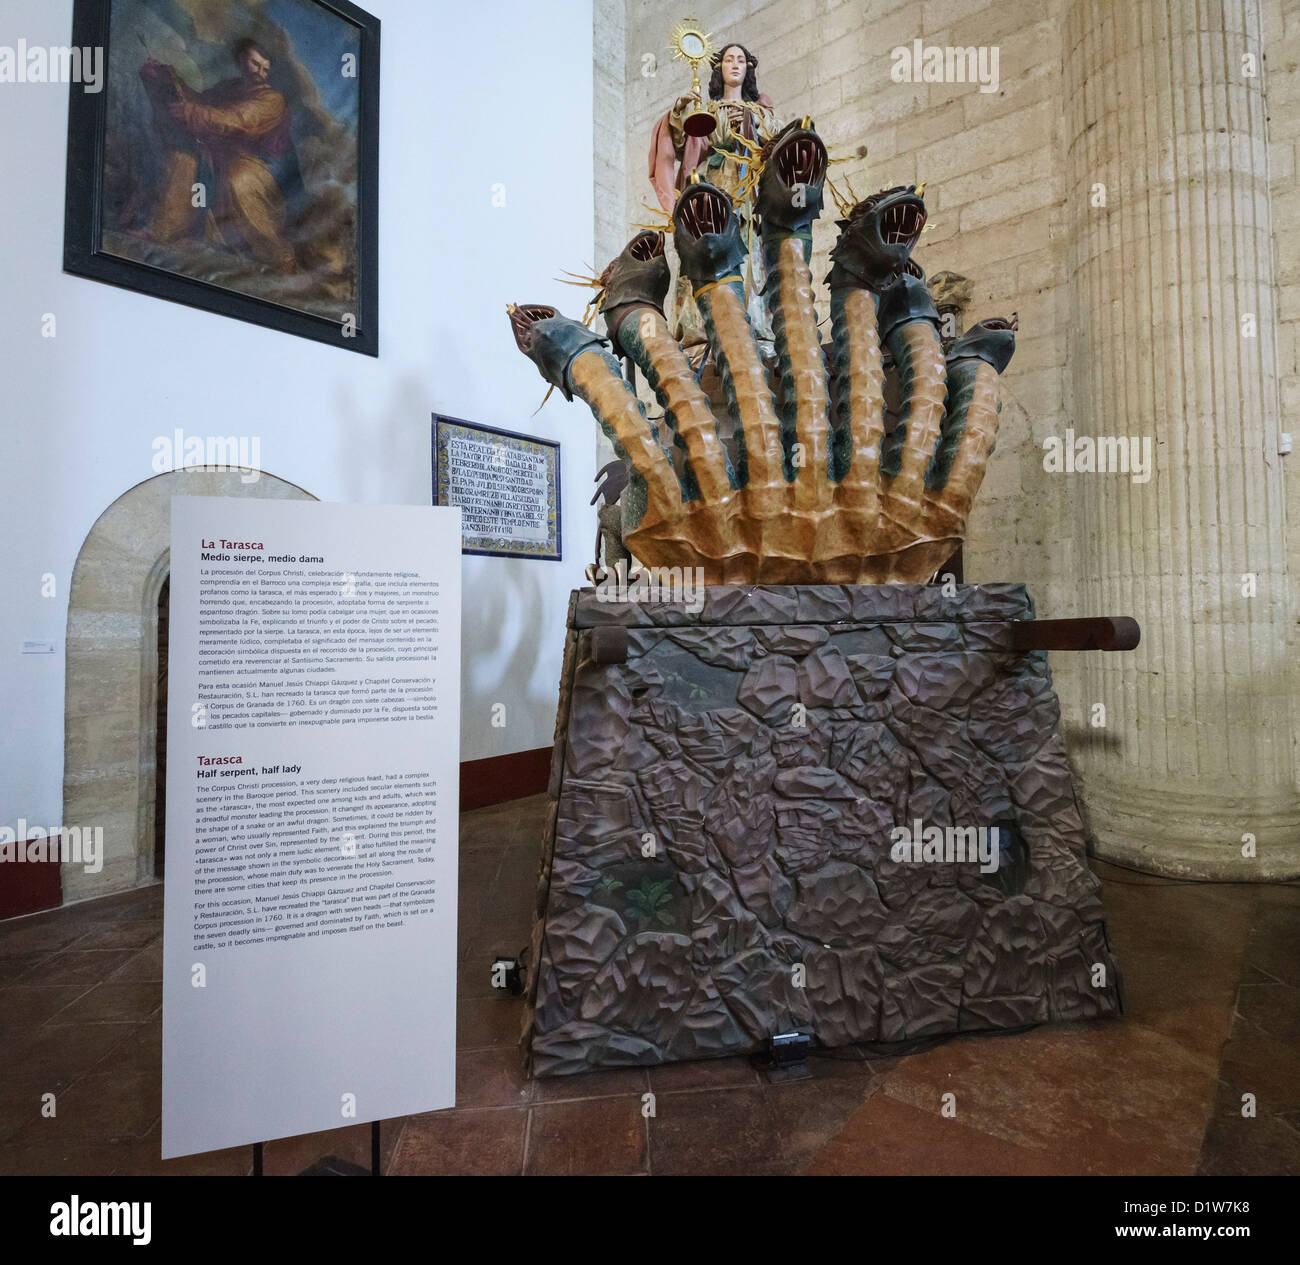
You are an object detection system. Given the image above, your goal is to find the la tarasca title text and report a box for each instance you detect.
[199,539,325,563]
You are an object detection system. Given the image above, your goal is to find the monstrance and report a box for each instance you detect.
[669,17,717,139]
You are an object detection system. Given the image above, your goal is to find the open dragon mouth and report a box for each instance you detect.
[508,304,556,354]
[980,316,1018,332]
[853,186,927,249]
[880,196,926,247]
[676,184,732,239]
[628,231,665,262]
[774,132,827,188]
[829,184,929,291]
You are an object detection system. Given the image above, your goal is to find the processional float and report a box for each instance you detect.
[506,21,1134,1075]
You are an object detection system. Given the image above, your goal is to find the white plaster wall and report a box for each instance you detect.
[0,0,597,834]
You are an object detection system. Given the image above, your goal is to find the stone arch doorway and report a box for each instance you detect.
[62,469,317,904]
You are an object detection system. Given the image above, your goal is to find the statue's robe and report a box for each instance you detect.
[647,93,778,344]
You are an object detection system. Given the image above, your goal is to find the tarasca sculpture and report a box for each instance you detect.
[509,120,1015,584]
[505,113,1128,1078]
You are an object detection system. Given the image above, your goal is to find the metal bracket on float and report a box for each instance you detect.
[589,625,630,665]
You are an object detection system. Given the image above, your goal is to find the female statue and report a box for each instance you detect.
[649,43,778,345]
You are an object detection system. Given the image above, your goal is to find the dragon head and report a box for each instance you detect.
[828,184,927,292]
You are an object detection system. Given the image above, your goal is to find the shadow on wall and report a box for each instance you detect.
[462,556,552,756]
[1060,723,1125,755]
[330,371,432,509]
[327,367,570,758]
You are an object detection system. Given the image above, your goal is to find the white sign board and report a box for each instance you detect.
[162,498,461,1158]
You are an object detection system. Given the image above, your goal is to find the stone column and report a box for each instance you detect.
[1064,0,1297,877]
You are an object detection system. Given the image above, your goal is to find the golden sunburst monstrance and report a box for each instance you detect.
[669,18,717,138]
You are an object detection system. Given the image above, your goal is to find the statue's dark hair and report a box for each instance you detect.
[708,43,759,101]
[232,37,268,65]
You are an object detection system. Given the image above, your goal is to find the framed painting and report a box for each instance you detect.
[64,0,379,355]
[433,415,562,561]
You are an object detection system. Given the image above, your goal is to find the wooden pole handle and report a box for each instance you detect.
[1009,617,1140,652]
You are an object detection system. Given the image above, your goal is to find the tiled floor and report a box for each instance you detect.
[0,792,1296,1175]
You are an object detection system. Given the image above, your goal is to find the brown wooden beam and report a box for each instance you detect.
[460,747,552,812]
[1009,616,1140,652]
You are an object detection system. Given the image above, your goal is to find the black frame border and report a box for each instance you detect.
[63,0,380,356]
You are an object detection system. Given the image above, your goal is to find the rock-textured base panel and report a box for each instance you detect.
[526,584,1122,1076]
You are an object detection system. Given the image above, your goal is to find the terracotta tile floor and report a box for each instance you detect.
[0,792,1296,1176]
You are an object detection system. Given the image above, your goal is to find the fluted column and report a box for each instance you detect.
[1064,0,1298,878]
